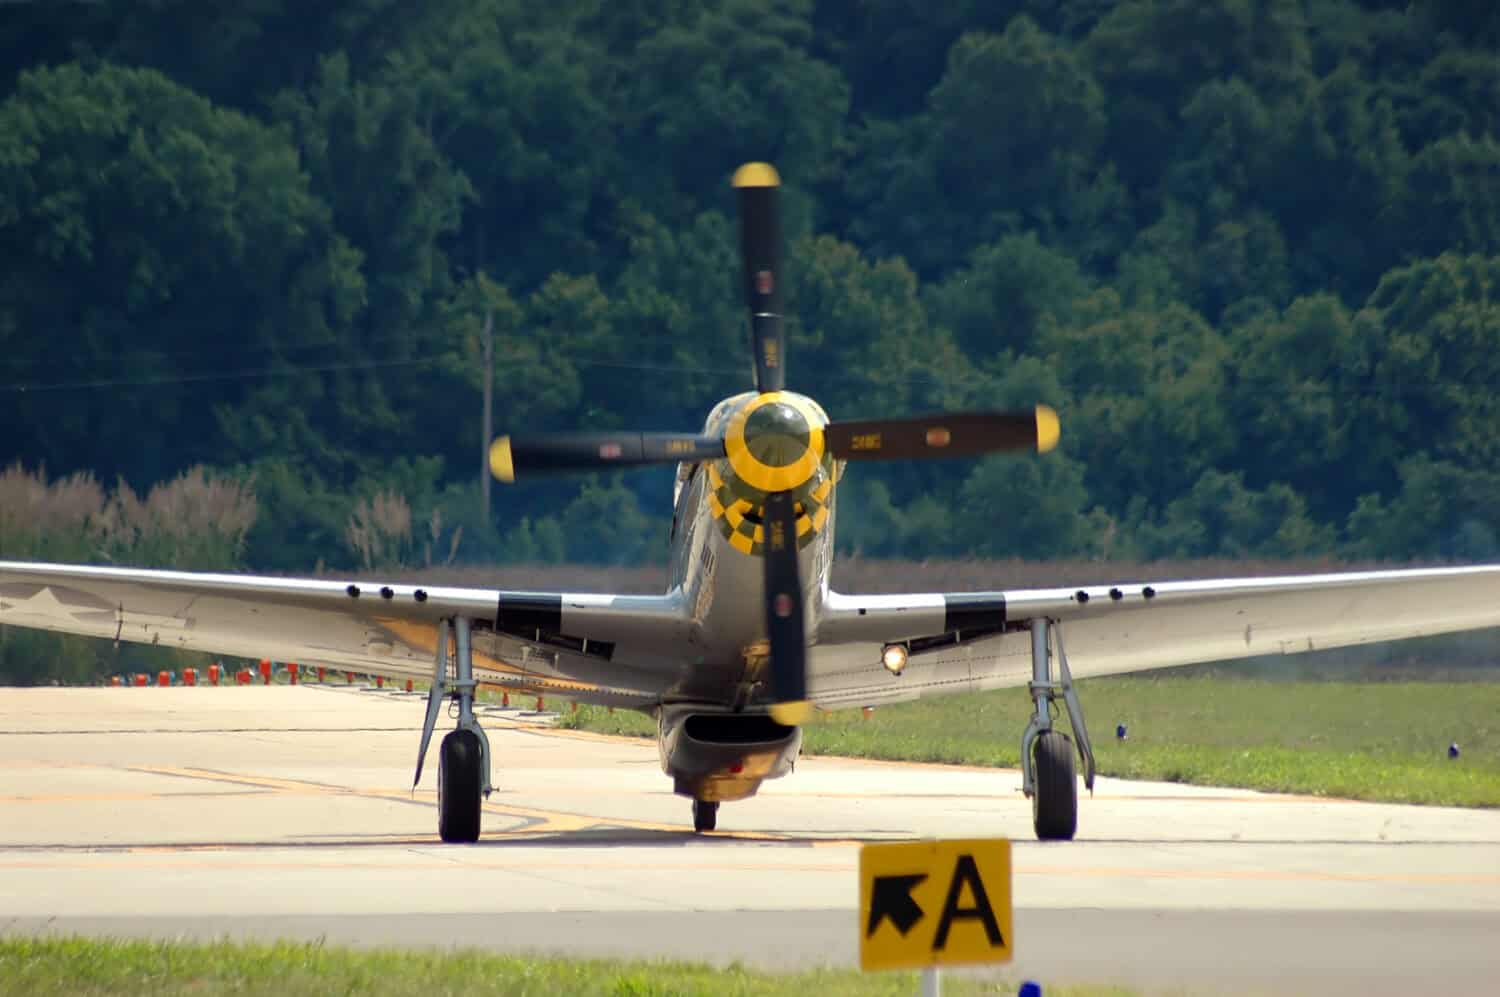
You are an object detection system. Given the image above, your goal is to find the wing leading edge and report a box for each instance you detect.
[0,561,685,707]
[809,564,1500,707]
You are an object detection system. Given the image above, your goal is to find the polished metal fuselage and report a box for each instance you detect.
[663,390,837,705]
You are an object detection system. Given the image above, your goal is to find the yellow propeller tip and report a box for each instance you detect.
[732,162,781,188]
[488,437,515,483]
[1035,405,1060,453]
[768,700,811,726]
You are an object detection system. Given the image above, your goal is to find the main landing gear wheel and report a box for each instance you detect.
[692,799,719,833]
[1031,729,1077,841]
[438,728,483,843]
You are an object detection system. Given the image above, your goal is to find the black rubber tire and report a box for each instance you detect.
[438,729,483,843]
[692,799,719,833]
[1032,729,1078,841]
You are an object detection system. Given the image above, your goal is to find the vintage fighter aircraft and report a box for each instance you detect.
[5,162,1500,844]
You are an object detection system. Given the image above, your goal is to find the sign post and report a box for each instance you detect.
[859,838,1013,992]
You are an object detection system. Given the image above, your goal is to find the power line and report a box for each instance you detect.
[8,342,1500,400]
[0,357,447,393]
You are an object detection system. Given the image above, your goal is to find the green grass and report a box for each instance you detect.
[557,676,1500,808]
[0,937,1143,997]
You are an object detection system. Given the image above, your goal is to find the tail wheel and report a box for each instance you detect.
[692,799,719,833]
[1032,729,1077,841]
[438,728,483,843]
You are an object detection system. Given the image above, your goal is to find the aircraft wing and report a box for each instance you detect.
[0,561,684,707]
[809,564,1500,707]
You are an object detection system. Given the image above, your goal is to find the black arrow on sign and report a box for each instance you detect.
[866,874,928,937]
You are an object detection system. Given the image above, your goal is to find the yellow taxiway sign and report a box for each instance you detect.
[859,838,1013,971]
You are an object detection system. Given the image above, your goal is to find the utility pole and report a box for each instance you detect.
[479,306,494,520]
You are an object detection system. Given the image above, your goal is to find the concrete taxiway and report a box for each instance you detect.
[2,686,1497,995]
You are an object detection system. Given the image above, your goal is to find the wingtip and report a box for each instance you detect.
[768,700,811,725]
[1035,405,1060,453]
[488,436,515,483]
[732,162,781,188]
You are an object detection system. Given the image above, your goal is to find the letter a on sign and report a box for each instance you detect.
[859,838,1013,971]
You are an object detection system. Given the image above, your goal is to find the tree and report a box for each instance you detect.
[877,17,1115,271]
[623,0,849,203]
[1040,291,1234,513]
[1085,0,1313,197]
[1136,470,1333,559]
[1224,294,1369,519]
[1401,134,1500,260]
[926,233,1089,359]
[1346,456,1500,561]
[789,234,969,419]
[0,62,364,489]
[1264,62,1409,300]
[930,20,1107,213]
[956,450,1095,558]
[1359,255,1500,473]
[387,0,621,290]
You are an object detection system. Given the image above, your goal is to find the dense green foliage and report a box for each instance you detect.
[3,1,1499,570]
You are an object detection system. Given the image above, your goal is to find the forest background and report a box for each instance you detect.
[2,0,1499,681]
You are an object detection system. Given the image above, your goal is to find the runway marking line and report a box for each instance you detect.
[122,764,801,841]
[0,791,265,803]
[0,854,1495,888]
[1018,865,1500,886]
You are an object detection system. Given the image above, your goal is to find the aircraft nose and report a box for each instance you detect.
[744,401,811,467]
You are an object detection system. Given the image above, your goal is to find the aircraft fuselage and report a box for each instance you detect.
[663,390,839,703]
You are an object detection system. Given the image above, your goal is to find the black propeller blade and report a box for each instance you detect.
[826,406,1059,461]
[489,432,725,482]
[761,489,809,725]
[733,162,785,394]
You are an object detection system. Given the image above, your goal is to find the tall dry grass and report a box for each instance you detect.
[97,467,259,570]
[0,464,259,684]
[0,463,257,570]
[0,464,107,563]
[345,490,413,570]
[344,498,465,572]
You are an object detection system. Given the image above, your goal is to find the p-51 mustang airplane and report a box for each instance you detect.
[6,162,1500,844]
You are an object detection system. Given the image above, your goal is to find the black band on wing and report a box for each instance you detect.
[496,594,563,635]
[943,594,1007,634]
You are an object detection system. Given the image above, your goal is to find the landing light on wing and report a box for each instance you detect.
[882,643,909,675]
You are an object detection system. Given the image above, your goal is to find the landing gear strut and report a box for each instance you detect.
[1020,618,1095,841]
[414,617,492,843]
[692,799,719,833]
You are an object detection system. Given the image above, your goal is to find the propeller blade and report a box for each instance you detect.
[733,162,785,394]
[489,432,726,482]
[825,406,1059,461]
[762,489,809,725]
